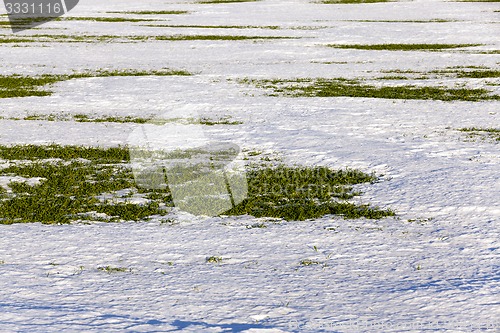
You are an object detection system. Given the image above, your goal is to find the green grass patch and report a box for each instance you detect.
[2,16,161,30]
[0,145,394,223]
[343,19,458,23]
[0,68,191,99]
[97,266,131,273]
[327,43,482,51]
[244,77,499,101]
[224,165,394,220]
[375,75,410,80]
[458,127,500,141]
[0,144,130,162]
[73,114,150,124]
[0,160,169,224]
[0,74,61,98]
[0,37,38,43]
[206,256,223,263]
[106,10,189,15]
[199,116,243,125]
[0,33,293,44]
[455,70,500,78]
[61,17,157,23]
[0,34,129,43]
[154,35,293,41]
[142,24,281,29]
[300,259,321,266]
[15,114,243,125]
[381,66,499,80]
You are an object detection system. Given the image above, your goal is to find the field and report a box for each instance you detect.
[0,0,499,332]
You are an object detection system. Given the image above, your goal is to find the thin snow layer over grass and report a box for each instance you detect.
[0,0,499,332]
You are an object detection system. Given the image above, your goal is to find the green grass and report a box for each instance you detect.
[206,256,223,263]
[343,19,458,23]
[199,116,243,125]
[0,34,125,43]
[13,114,243,125]
[0,145,394,223]
[320,0,391,3]
[154,35,293,41]
[0,69,191,99]
[455,70,500,78]
[327,43,482,51]
[458,127,500,141]
[244,77,499,101]
[0,75,61,98]
[142,24,281,29]
[0,161,169,224]
[300,259,321,266]
[106,10,189,15]
[375,75,410,80]
[2,16,160,30]
[224,165,394,220]
[0,144,130,161]
[0,33,292,44]
[380,66,500,80]
[97,266,131,273]
[61,17,158,23]
[0,145,172,224]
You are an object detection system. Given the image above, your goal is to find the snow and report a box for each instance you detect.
[0,0,499,332]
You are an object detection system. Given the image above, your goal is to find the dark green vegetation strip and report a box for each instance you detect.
[456,70,500,78]
[143,24,281,29]
[458,127,500,141]
[0,145,394,223]
[0,75,61,98]
[225,165,395,220]
[343,19,458,23]
[61,17,157,22]
[0,33,293,44]
[8,114,243,125]
[380,66,500,80]
[0,144,129,161]
[106,11,189,15]
[327,43,482,51]
[0,145,168,224]
[154,35,292,41]
[244,78,499,101]
[0,161,168,224]
[3,16,161,29]
[0,69,191,99]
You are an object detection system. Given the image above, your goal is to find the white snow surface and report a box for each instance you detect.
[0,0,499,332]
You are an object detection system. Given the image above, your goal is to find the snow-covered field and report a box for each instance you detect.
[0,0,499,332]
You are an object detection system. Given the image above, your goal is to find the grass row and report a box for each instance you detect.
[0,69,191,99]
[0,145,394,223]
[0,33,294,44]
[458,127,500,141]
[1,114,243,125]
[243,77,499,101]
[327,43,482,51]
[377,67,500,79]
